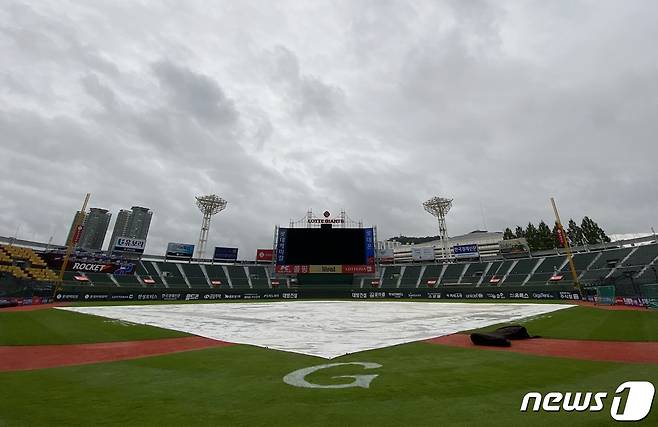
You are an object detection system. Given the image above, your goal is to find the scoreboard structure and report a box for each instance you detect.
[274,211,376,274]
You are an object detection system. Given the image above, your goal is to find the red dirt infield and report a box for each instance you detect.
[0,337,233,372]
[427,334,658,364]
[1,303,71,312]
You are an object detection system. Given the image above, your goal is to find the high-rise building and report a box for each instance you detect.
[107,206,153,251]
[126,206,152,241]
[107,209,131,251]
[76,208,112,251]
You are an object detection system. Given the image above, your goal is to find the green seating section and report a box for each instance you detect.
[156,262,189,288]
[526,256,566,285]
[181,263,209,288]
[248,266,270,289]
[440,264,464,285]
[460,262,489,285]
[204,264,229,288]
[623,245,658,267]
[114,273,142,287]
[380,266,402,288]
[226,266,250,289]
[140,261,163,285]
[85,272,117,287]
[502,258,540,285]
[399,266,422,288]
[419,265,442,287]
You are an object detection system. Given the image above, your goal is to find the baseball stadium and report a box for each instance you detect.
[1,201,657,426]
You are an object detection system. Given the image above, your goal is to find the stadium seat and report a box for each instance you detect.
[398,266,422,288]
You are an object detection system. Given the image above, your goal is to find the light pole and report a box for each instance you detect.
[195,194,227,259]
[423,196,453,261]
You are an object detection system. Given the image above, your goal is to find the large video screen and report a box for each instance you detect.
[276,228,375,273]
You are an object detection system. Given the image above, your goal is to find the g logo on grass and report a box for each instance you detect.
[283,362,382,389]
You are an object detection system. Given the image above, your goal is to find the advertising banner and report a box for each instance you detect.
[166,242,195,258]
[411,246,435,261]
[256,249,274,262]
[113,237,146,254]
[364,228,375,265]
[276,228,288,264]
[67,261,134,274]
[275,264,375,274]
[453,244,479,259]
[213,246,238,261]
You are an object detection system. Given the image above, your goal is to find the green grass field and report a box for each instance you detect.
[1,302,656,426]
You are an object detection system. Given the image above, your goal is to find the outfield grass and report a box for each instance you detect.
[476,306,658,342]
[0,342,656,426]
[0,309,187,345]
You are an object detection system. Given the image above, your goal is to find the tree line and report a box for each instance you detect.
[503,216,611,251]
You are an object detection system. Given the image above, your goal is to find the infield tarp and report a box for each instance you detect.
[59,301,573,359]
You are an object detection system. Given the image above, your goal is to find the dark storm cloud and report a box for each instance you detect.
[1,0,657,256]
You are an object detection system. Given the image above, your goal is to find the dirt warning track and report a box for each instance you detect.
[427,334,658,364]
[0,336,233,372]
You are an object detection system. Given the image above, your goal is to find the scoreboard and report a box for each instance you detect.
[275,227,375,274]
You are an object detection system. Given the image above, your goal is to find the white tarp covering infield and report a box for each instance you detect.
[59,301,574,359]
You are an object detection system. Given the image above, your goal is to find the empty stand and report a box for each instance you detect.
[501,258,540,286]
[180,263,210,288]
[380,266,402,288]
[419,265,442,287]
[204,264,229,288]
[226,266,251,289]
[526,256,567,285]
[459,262,489,285]
[248,266,270,289]
[440,264,465,285]
[398,266,422,288]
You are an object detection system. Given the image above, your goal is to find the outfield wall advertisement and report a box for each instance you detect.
[52,288,582,302]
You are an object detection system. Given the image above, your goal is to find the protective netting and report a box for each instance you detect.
[596,285,616,305]
[642,284,658,310]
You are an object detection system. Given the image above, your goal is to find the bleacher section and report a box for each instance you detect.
[419,265,442,287]
[580,247,633,284]
[526,256,566,285]
[440,264,465,285]
[204,264,229,288]
[156,262,189,289]
[180,263,210,288]
[398,266,422,288]
[114,273,142,287]
[0,244,57,282]
[226,266,250,289]
[380,266,402,288]
[623,245,658,267]
[459,262,489,285]
[248,266,270,289]
[501,258,540,286]
[140,261,164,286]
[85,272,117,287]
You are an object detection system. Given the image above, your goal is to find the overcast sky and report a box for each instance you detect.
[1,0,657,257]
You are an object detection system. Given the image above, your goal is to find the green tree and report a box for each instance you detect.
[536,221,554,250]
[581,216,611,244]
[525,222,539,250]
[514,226,525,239]
[503,228,515,240]
[566,219,584,246]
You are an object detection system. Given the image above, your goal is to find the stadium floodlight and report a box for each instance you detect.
[423,196,453,260]
[195,194,227,258]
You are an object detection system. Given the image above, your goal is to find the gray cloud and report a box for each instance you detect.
[1,0,657,257]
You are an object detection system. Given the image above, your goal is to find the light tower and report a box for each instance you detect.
[195,194,227,258]
[423,196,453,260]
